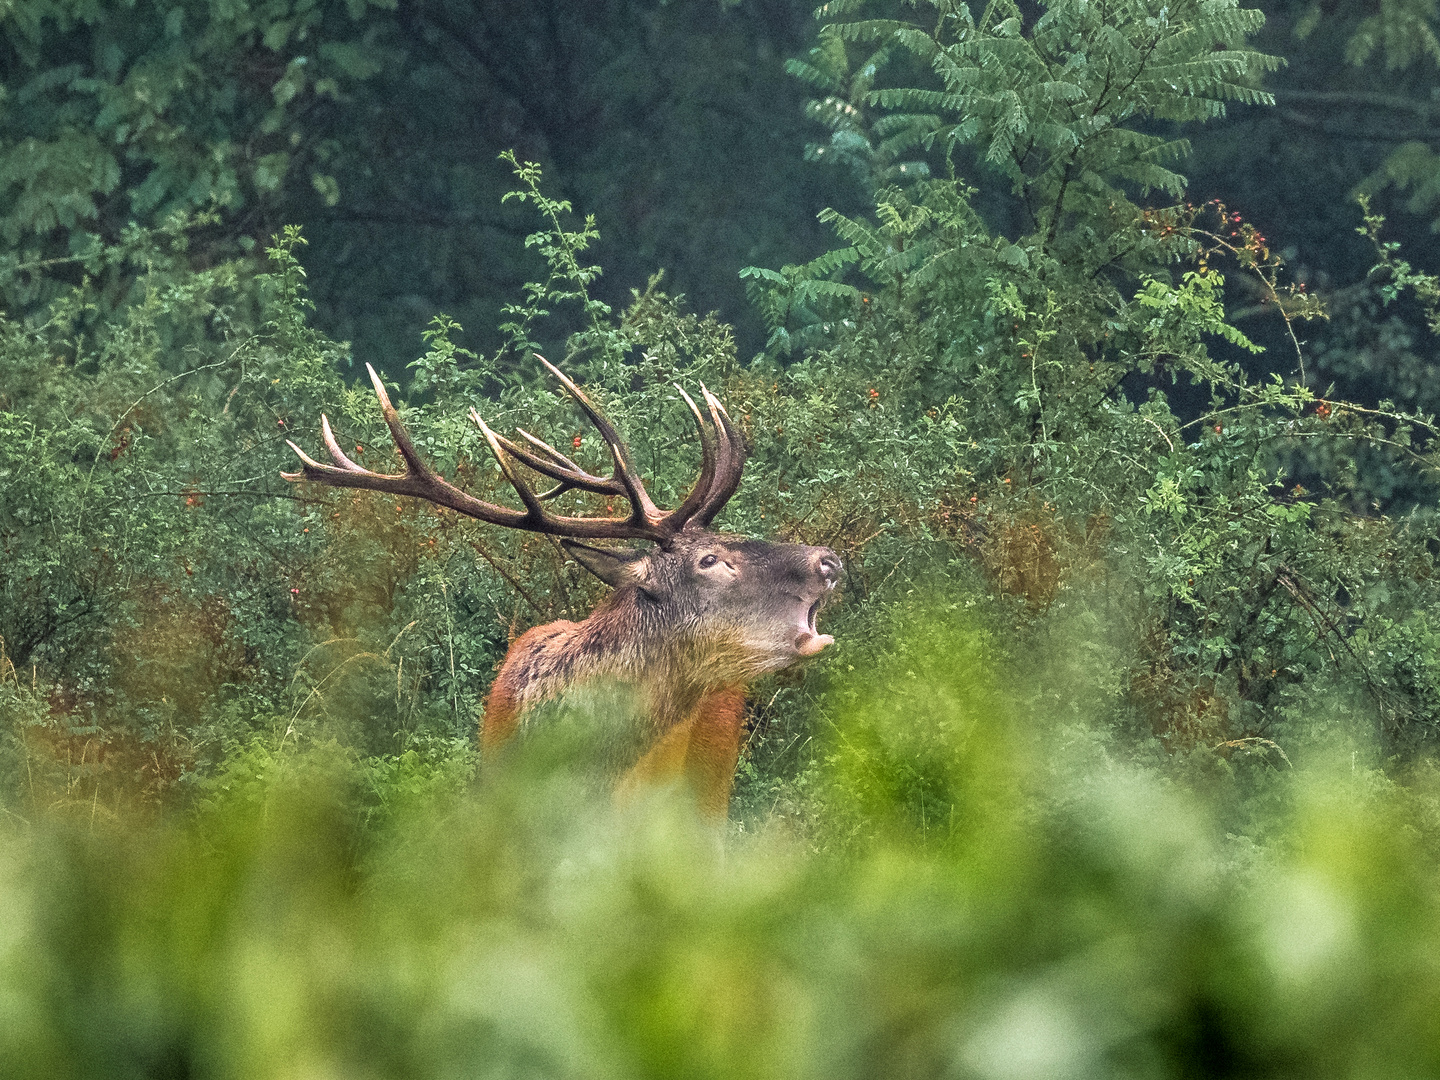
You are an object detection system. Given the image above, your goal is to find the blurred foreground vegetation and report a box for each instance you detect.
[8,614,1440,1078]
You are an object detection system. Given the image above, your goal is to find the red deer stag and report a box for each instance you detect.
[282,356,840,816]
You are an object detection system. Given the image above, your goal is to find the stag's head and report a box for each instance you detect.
[564,532,841,675]
[282,356,841,672]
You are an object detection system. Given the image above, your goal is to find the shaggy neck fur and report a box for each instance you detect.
[494,584,758,731]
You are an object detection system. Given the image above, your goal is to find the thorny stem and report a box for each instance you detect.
[77,347,247,525]
[1178,202,1322,382]
[466,537,548,616]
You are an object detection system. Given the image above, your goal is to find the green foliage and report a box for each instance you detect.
[1359,194,1440,333]
[800,0,1274,234]
[730,0,1440,763]
[1333,0,1440,68]
[1291,0,1440,233]
[0,210,506,806]
[7,620,1440,1077]
[0,0,861,364]
[0,0,391,308]
[1358,138,1440,234]
[10,1,1440,1067]
[787,23,932,190]
[494,150,625,374]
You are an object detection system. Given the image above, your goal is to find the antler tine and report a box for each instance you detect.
[282,364,529,526]
[511,427,628,498]
[280,431,337,481]
[509,429,608,501]
[533,354,661,523]
[693,385,746,526]
[464,412,569,501]
[279,370,404,484]
[284,360,749,546]
[279,415,360,482]
[510,430,578,500]
[463,405,667,541]
[661,383,721,532]
[515,428,581,469]
[465,411,628,500]
[366,363,432,478]
[470,409,553,521]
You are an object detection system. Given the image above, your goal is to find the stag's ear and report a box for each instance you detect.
[561,540,653,591]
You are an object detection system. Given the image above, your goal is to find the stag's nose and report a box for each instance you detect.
[814,548,842,585]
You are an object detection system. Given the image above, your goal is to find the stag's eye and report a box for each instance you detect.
[698,553,719,569]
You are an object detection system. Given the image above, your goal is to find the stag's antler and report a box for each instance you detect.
[282,355,745,544]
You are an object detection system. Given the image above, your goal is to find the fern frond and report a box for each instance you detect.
[890,27,942,61]
[786,59,843,93]
[831,19,915,44]
[806,246,864,277]
[739,266,789,285]
[820,209,888,255]
[796,280,863,301]
[869,87,971,112]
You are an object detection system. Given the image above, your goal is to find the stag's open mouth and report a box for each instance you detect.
[795,598,834,657]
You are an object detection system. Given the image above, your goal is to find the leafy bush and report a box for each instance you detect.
[737,0,1440,765]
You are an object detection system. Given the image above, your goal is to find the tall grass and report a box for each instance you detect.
[3,612,1440,1079]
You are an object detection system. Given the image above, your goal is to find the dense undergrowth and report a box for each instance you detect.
[6,613,1440,1078]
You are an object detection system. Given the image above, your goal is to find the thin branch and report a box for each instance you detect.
[1276,108,1440,145]
[1275,566,1398,733]
[1274,88,1440,119]
[466,538,548,617]
[123,489,310,503]
[77,356,237,521]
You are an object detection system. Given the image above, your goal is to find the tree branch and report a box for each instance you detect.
[1275,88,1440,120]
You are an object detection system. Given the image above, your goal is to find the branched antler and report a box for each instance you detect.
[282,355,745,544]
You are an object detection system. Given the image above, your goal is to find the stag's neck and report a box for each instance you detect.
[498,586,736,727]
[575,586,709,695]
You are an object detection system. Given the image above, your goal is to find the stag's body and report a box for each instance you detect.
[483,601,751,815]
[285,356,838,816]
[485,601,729,747]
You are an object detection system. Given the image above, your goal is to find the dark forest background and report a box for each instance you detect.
[5,0,1440,377]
